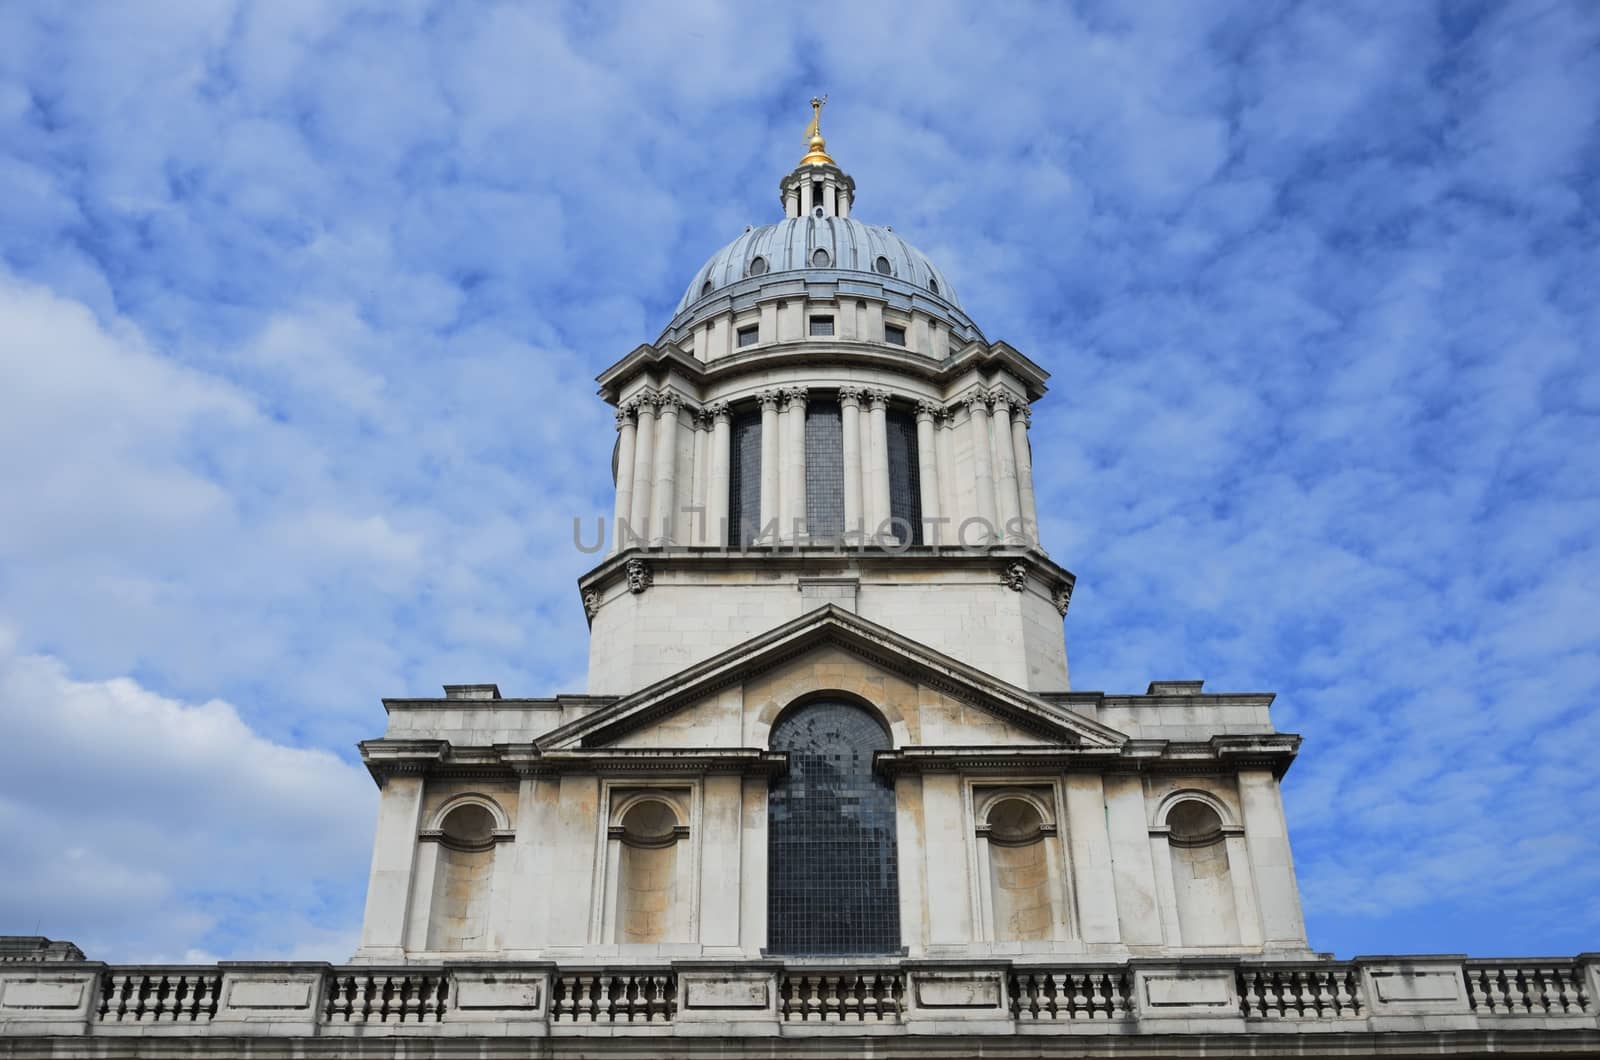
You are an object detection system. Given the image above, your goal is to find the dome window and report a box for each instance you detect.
[700,279,713,297]
[929,275,940,295]
[811,248,831,268]
[748,256,768,277]
[885,324,906,346]
[874,256,892,276]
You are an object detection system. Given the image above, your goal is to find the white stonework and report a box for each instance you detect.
[6,110,1595,1059]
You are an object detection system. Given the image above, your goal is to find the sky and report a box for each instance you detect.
[0,0,1596,963]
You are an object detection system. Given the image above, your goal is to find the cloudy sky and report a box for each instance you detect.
[2,1,1597,963]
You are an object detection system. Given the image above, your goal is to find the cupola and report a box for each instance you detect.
[779,97,856,219]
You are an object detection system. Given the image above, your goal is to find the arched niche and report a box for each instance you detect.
[421,795,511,952]
[973,788,1068,944]
[604,791,692,945]
[1151,790,1247,948]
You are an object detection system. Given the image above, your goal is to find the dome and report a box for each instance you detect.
[675,216,960,316]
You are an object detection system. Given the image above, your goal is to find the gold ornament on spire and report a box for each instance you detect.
[799,95,835,167]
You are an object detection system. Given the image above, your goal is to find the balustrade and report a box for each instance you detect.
[97,970,221,1023]
[1009,968,1132,1020]
[1465,961,1590,1016]
[322,971,449,1023]
[1237,964,1364,1019]
[550,971,676,1022]
[778,971,903,1021]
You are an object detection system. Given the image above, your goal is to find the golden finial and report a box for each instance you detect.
[799,95,835,167]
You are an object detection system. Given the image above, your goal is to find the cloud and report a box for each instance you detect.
[0,628,374,962]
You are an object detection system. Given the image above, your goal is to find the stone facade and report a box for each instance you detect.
[5,109,1594,1057]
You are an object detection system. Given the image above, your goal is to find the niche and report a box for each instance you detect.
[974,789,1066,944]
[607,794,691,945]
[425,801,499,951]
[1166,799,1240,947]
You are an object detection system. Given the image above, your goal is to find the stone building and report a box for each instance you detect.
[2,102,1594,1057]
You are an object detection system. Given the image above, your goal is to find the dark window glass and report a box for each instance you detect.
[810,315,834,337]
[727,409,762,547]
[886,409,923,545]
[929,276,940,295]
[811,247,831,267]
[749,256,768,277]
[804,401,844,541]
[701,279,713,297]
[885,324,906,346]
[874,256,892,276]
[768,701,900,955]
[737,325,759,348]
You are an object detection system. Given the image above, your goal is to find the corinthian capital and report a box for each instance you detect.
[655,391,683,413]
[706,400,732,422]
[615,406,633,429]
[837,385,865,406]
[865,387,892,410]
[782,385,809,408]
[757,389,783,410]
[963,389,991,412]
[1015,404,1032,427]
[914,399,942,422]
[987,387,1014,413]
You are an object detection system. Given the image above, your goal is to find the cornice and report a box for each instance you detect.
[873,735,1299,778]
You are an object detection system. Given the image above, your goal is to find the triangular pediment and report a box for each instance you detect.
[539,605,1128,751]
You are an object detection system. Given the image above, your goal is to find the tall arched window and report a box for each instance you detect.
[726,407,762,547]
[767,700,900,955]
[885,408,923,545]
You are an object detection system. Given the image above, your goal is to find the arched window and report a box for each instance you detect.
[768,700,900,955]
[804,399,844,540]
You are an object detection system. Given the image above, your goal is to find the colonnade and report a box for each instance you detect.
[611,386,1040,553]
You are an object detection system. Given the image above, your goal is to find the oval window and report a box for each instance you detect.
[811,248,831,268]
[874,256,892,276]
[748,256,768,277]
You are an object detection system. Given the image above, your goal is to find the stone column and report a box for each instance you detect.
[823,182,837,216]
[914,400,942,545]
[965,390,998,543]
[690,407,709,544]
[758,389,781,545]
[611,404,637,556]
[651,392,681,547]
[1237,770,1309,948]
[627,393,657,547]
[357,775,426,958]
[708,401,731,548]
[783,387,808,542]
[866,389,892,542]
[839,387,864,542]
[989,388,1024,544]
[1011,405,1039,548]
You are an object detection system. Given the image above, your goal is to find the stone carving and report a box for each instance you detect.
[655,391,682,412]
[1016,404,1032,427]
[783,386,809,408]
[583,590,600,619]
[915,399,942,420]
[1002,562,1028,592]
[626,560,653,594]
[988,387,1013,412]
[757,389,783,410]
[865,387,892,409]
[1052,582,1073,616]
[706,400,732,421]
[963,389,991,411]
[614,407,632,429]
[837,385,865,405]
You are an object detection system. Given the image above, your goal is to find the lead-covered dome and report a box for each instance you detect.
[676,216,960,315]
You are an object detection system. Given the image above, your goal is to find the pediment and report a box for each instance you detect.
[538,605,1128,752]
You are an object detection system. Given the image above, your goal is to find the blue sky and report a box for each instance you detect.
[1,1,1596,962]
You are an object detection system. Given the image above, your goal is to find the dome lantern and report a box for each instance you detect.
[780,96,855,219]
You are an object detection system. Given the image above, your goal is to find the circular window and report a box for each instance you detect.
[1167,800,1225,846]
[874,256,892,276]
[929,275,940,295]
[748,256,768,277]
[619,800,680,848]
[439,803,496,850]
[814,205,825,218]
[811,248,831,268]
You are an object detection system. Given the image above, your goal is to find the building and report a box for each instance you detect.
[1,101,1594,1058]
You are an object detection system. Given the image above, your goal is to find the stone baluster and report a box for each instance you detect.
[611,403,637,555]
[650,392,681,547]
[989,388,1024,544]
[914,400,941,544]
[758,389,781,544]
[628,393,657,546]
[965,390,998,542]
